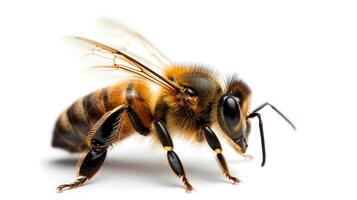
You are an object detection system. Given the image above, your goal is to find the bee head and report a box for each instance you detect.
[217,76,252,155]
[218,75,295,167]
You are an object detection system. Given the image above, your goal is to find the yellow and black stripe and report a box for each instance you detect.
[52,80,153,152]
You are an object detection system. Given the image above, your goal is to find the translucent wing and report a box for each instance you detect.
[90,18,171,69]
[72,36,180,93]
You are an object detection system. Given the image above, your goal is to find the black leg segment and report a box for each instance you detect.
[79,148,108,178]
[126,106,150,135]
[154,120,173,148]
[91,106,127,147]
[202,126,222,152]
[154,120,193,192]
[202,126,240,184]
[91,105,150,147]
[57,147,108,192]
[167,151,184,177]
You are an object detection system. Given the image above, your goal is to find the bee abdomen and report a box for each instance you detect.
[52,89,110,152]
[52,80,153,153]
[52,110,88,152]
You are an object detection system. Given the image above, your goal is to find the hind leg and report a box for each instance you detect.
[57,105,151,192]
[56,148,107,192]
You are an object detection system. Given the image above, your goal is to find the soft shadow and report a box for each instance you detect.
[46,154,228,188]
[50,157,78,166]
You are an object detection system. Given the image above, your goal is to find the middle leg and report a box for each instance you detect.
[154,120,194,192]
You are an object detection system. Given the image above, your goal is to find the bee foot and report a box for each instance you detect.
[227,175,240,184]
[56,176,87,193]
[182,177,194,192]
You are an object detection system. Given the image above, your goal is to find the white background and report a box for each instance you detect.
[0,0,356,199]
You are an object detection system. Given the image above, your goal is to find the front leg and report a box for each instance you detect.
[154,120,194,192]
[202,126,240,184]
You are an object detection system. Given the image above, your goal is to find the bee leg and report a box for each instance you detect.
[126,105,151,136]
[202,126,240,184]
[154,120,194,192]
[57,148,107,192]
[57,106,128,192]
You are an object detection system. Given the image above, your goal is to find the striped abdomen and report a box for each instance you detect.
[52,80,153,152]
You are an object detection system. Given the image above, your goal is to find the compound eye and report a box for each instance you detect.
[223,96,241,128]
[220,95,241,134]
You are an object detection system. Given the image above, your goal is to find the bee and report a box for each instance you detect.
[53,21,295,192]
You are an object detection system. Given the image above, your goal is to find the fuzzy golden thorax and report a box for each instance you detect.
[154,66,222,134]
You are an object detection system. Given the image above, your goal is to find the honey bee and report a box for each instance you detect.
[53,21,295,192]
